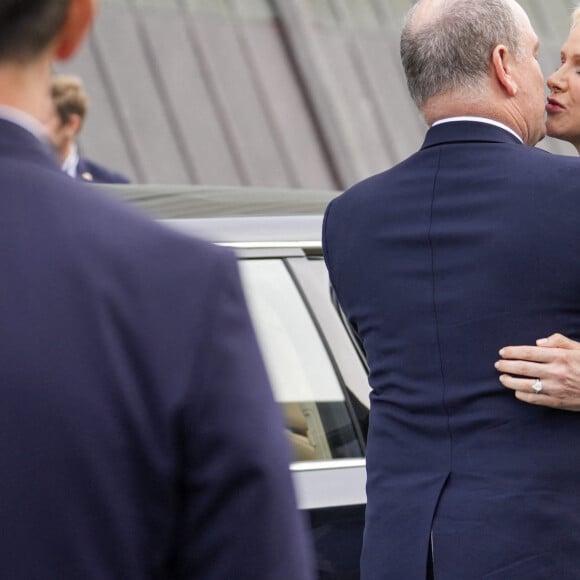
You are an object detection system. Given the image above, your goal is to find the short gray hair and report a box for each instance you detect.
[401,0,524,108]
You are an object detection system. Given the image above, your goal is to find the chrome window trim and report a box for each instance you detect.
[219,241,321,250]
[290,459,367,510]
[163,215,324,247]
[290,458,366,472]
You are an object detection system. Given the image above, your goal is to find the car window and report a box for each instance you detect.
[239,259,364,463]
[307,259,369,372]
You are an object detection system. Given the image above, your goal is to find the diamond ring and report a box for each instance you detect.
[532,379,543,394]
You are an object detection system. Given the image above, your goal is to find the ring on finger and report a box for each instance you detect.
[532,379,544,394]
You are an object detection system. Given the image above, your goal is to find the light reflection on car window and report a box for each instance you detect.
[239,260,363,462]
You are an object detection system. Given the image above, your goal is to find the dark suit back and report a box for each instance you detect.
[0,119,313,579]
[323,122,580,579]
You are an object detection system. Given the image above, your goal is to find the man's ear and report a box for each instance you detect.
[492,44,518,96]
[66,113,83,138]
[54,0,97,61]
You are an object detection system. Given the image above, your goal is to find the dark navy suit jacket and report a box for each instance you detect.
[76,156,130,184]
[0,118,313,579]
[323,121,580,580]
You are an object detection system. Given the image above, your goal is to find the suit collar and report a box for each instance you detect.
[0,118,60,169]
[421,120,524,150]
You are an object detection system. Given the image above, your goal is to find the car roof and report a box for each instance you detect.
[105,184,338,218]
[104,185,339,247]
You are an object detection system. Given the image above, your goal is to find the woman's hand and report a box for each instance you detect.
[495,333,580,411]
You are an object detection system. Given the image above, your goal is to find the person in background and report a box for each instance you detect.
[45,73,130,183]
[0,1,314,578]
[323,0,580,578]
[545,4,580,153]
[496,2,580,411]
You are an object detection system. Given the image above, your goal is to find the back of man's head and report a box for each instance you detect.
[401,0,522,109]
[51,75,88,128]
[0,1,71,64]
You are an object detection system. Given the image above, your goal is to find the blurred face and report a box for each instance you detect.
[509,1,546,145]
[546,25,580,152]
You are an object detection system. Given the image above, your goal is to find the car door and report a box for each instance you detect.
[237,249,369,579]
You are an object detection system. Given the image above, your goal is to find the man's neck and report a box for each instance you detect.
[0,57,54,126]
[421,91,526,144]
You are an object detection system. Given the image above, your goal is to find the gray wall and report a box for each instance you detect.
[56,0,579,189]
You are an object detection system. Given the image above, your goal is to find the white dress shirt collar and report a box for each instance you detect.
[61,143,79,178]
[0,104,48,142]
[432,116,523,144]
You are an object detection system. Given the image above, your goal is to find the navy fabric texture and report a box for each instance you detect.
[0,119,314,579]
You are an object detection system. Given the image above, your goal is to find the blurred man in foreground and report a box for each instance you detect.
[323,0,580,578]
[45,73,130,183]
[0,1,314,578]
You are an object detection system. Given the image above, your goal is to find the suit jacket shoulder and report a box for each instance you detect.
[77,155,131,184]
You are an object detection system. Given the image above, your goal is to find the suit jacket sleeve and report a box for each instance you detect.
[171,250,315,579]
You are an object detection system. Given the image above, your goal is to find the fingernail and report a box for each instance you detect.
[498,349,504,356]
[537,338,548,345]
[494,361,500,369]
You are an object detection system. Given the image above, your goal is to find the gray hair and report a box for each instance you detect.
[401,0,524,108]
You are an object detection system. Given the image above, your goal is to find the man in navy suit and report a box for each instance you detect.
[323,0,580,578]
[45,74,130,184]
[0,1,314,578]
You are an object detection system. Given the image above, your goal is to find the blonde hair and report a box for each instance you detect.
[572,4,580,28]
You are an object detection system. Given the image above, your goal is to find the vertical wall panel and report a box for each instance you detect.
[182,1,294,186]
[336,0,426,163]
[315,16,393,175]
[229,0,337,189]
[273,0,377,187]
[91,0,190,183]
[136,0,243,185]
